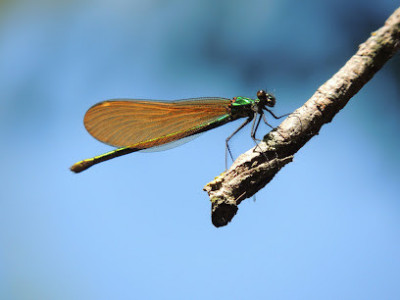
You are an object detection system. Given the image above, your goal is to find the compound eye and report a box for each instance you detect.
[257,90,267,101]
[267,95,276,107]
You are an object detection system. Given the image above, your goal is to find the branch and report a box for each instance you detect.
[204,7,400,227]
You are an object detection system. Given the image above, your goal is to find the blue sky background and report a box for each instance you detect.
[0,0,399,299]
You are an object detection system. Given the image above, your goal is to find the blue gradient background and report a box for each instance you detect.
[0,0,399,299]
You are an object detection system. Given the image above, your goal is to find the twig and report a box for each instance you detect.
[204,7,400,227]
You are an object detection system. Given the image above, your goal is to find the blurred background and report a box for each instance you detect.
[0,0,399,299]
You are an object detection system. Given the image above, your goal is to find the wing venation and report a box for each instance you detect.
[84,98,232,148]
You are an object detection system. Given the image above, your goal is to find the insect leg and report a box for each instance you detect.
[264,108,290,119]
[251,113,268,155]
[225,117,252,169]
[262,113,274,128]
[251,112,263,141]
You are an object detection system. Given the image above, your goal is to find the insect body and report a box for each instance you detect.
[70,90,283,173]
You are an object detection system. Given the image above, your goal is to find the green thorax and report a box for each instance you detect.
[232,96,255,107]
[230,96,255,118]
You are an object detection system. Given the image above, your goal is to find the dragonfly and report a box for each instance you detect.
[70,90,287,173]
